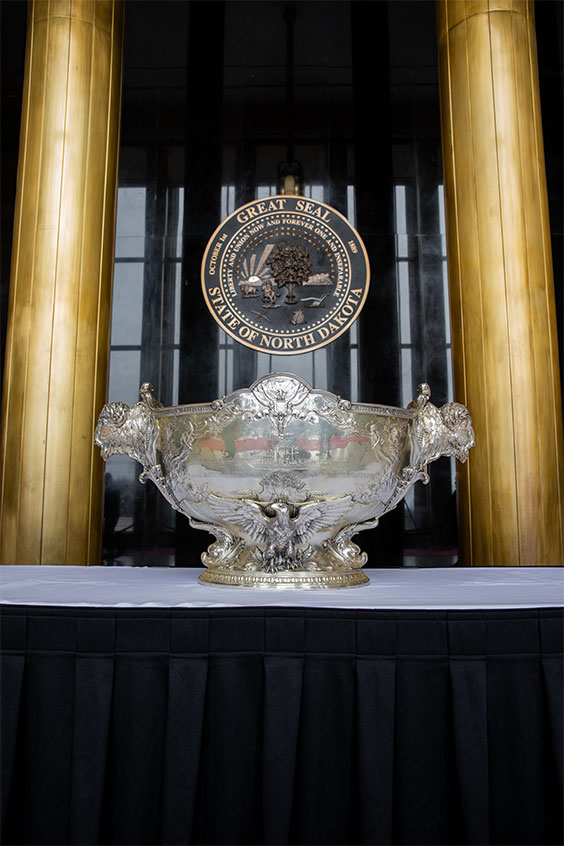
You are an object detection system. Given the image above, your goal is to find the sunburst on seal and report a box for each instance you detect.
[238,244,275,297]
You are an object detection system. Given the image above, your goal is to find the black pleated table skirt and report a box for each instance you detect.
[1,566,563,846]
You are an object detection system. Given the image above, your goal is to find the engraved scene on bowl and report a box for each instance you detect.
[158,409,409,517]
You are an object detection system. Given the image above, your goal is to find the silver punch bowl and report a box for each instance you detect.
[94,374,474,588]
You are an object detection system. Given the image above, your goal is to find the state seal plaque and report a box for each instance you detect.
[201,195,370,354]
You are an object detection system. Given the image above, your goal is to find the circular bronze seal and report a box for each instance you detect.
[201,195,370,355]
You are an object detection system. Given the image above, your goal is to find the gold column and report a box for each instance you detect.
[0,0,124,565]
[436,0,564,565]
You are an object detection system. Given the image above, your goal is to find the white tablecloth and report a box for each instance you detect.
[1,565,563,609]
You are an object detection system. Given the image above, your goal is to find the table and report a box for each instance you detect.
[1,566,563,845]
[1,564,563,608]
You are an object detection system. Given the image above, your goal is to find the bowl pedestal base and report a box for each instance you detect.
[198,568,369,589]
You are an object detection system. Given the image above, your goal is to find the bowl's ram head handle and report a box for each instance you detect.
[94,383,160,469]
[408,383,475,474]
[94,384,242,553]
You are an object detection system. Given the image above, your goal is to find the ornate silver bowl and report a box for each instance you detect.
[94,374,474,588]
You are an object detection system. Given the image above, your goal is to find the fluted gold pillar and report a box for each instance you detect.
[0,0,124,565]
[437,0,564,565]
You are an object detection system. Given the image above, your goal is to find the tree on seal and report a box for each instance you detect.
[266,241,312,305]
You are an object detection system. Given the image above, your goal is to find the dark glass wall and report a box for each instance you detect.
[1,0,562,568]
[103,0,456,567]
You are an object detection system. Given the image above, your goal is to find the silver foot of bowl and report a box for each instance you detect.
[198,569,369,589]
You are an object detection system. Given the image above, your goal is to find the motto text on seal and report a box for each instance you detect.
[201,196,370,354]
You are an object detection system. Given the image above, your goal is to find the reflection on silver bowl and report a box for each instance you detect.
[94,374,474,589]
